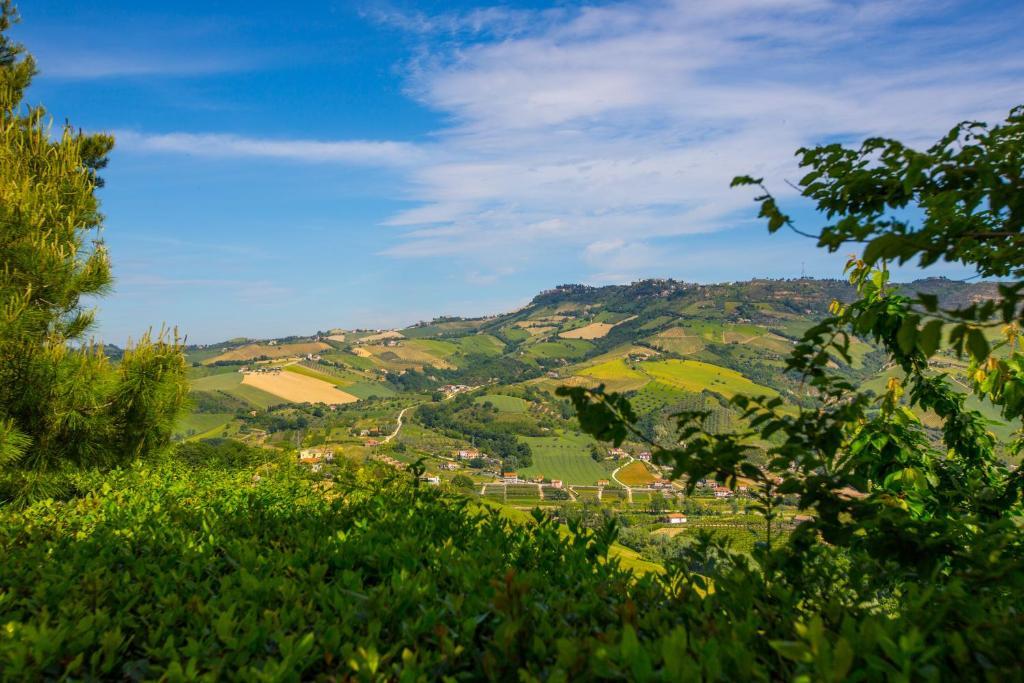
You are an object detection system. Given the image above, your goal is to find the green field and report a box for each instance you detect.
[475,394,531,413]
[190,371,281,409]
[524,339,594,361]
[577,359,650,391]
[517,433,615,484]
[186,364,239,380]
[285,363,351,386]
[174,412,234,440]
[630,381,693,414]
[190,371,245,392]
[322,351,378,371]
[643,359,777,399]
[452,334,506,356]
[344,381,397,399]
[405,338,459,359]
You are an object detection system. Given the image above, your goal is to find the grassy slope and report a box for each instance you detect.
[174,412,234,439]
[475,394,531,413]
[643,359,778,399]
[517,433,615,485]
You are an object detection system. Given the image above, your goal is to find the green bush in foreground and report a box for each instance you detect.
[2,444,1021,680]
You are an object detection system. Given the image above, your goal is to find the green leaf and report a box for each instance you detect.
[967,328,990,362]
[918,319,943,356]
[897,316,918,354]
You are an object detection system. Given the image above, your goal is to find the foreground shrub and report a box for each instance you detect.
[2,448,1022,680]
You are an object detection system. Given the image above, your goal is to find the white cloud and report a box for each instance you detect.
[379,0,1021,265]
[117,0,1023,281]
[116,131,423,167]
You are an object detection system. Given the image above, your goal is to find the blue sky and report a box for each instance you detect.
[12,1,1024,344]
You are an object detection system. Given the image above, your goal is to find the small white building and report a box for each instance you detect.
[664,513,688,524]
[638,452,652,463]
[550,479,563,489]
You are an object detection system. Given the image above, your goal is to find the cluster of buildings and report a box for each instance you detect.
[298,447,335,472]
[239,366,282,375]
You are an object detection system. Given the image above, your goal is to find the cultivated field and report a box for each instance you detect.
[524,340,594,361]
[616,460,656,486]
[517,433,614,484]
[644,359,777,399]
[369,346,454,369]
[630,381,691,414]
[359,330,404,343]
[560,322,615,339]
[242,371,357,405]
[189,371,281,409]
[205,341,330,364]
[577,359,650,391]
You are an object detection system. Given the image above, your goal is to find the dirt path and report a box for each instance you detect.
[383,405,414,444]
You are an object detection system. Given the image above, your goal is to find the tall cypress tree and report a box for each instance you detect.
[0,2,188,500]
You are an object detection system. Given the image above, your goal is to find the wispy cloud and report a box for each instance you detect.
[33,52,252,80]
[375,0,1021,265]
[117,0,1024,281]
[116,131,424,167]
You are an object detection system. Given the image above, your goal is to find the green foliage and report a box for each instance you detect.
[417,394,534,466]
[561,106,1024,678]
[0,452,664,680]
[0,7,187,500]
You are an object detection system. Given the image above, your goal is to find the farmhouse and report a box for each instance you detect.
[455,449,480,460]
[664,513,688,524]
[596,479,610,487]
[299,447,334,465]
[609,447,627,458]
[715,487,733,498]
[638,451,652,462]
[550,480,563,489]
[502,472,519,483]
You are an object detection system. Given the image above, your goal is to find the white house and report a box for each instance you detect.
[664,513,688,524]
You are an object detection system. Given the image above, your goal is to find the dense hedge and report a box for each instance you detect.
[3,447,1021,680]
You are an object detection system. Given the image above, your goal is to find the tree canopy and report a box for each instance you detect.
[0,2,187,501]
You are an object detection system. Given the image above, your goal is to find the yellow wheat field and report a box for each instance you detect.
[242,371,357,404]
[560,322,615,339]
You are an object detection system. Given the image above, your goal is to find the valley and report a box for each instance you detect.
[173,276,1007,565]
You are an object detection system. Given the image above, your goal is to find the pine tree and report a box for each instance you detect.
[0,2,187,501]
